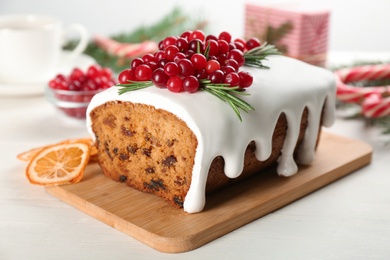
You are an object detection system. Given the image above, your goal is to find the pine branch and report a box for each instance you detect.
[64,7,208,72]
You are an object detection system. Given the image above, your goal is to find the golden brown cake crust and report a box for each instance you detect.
[90,101,310,208]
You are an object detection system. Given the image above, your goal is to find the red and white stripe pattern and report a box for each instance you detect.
[94,35,158,58]
[335,64,390,118]
[362,94,390,118]
[335,64,390,103]
[244,4,330,66]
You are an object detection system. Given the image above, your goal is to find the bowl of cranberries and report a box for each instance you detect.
[46,65,116,119]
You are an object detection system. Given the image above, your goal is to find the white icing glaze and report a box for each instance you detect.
[86,55,336,213]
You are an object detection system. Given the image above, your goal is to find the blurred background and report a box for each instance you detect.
[1,0,389,53]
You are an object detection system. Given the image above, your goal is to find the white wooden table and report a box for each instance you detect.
[1,85,390,259]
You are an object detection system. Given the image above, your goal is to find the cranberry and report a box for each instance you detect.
[218,40,230,55]
[224,59,239,71]
[157,58,169,68]
[234,41,245,52]
[191,53,207,70]
[205,34,218,42]
[173,52,186,63]
[100,67,113,79]
[208,70,224,83]
[218,31,232,42]
[246,37,261,50]
[146,61,158,71]
[180,30,192,40]
[184,50,195,59]
[154,50,166,60]
[238,71,253,88]
[166,75,183,93]
[142,53,157,63]
[163,36,177,49]
[177,59,195,76]
[224,72,240,87]
[234,38,246,49]
[206,39,219,56]
[205,60,221,74]
[188,39,204,53]
[227,49,245,67]
[158,40,164,50]
[189,30,205,41]
[131,58,144,70]
[69,68,84,81]
[195,69,208,80]
[135,64,152,81]
[217,54,227,66]
[222,65,236,75]
[164,62,181,77]
[183,75,199,93]
[87,65,101,79]
[175,37,189,52]
[165,45,180,61]
[151,68,168,88]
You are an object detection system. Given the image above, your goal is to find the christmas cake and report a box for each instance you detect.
[86,31,336,213]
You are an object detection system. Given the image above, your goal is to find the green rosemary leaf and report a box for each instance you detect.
[204,87,243,121]
[204,85,239,90]
[225,93,253,112]
[203,87,226,102]
[116,81,154,94]
[197,41,202,54]
[202,83,255,121]
[227,99,242,121]
[218,92,252,113]
[244,42,280,68]
[204,42,210,58]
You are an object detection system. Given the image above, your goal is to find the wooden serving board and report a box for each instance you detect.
[46,132,372,253]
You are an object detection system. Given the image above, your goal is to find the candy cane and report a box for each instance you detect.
[335,64,390,103]
[94,35,158,58]
[362,94,390,118]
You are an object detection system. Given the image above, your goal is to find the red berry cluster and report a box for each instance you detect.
[118,30,262,93]
[48,65,116,119]
[49,65,115,91]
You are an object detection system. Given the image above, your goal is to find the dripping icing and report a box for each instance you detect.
[86,55,336,214]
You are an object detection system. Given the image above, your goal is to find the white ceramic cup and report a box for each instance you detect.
[0,14,88,84]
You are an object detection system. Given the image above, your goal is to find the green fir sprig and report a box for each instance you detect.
[64,7,208,73]
[244,42,281,68]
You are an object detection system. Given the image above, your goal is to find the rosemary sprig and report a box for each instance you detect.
[244,42,281,68]
[116,81,154,94]
[200,80,255,121]
[115,79,254,121]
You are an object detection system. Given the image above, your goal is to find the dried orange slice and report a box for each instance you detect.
[26,142,90,186]
[17,146,46,162]
[17,137,97,163]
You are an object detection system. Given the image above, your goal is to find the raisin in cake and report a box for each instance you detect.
[86,55,336,213]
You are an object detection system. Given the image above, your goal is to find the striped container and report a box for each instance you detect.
[245,4,330,66]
